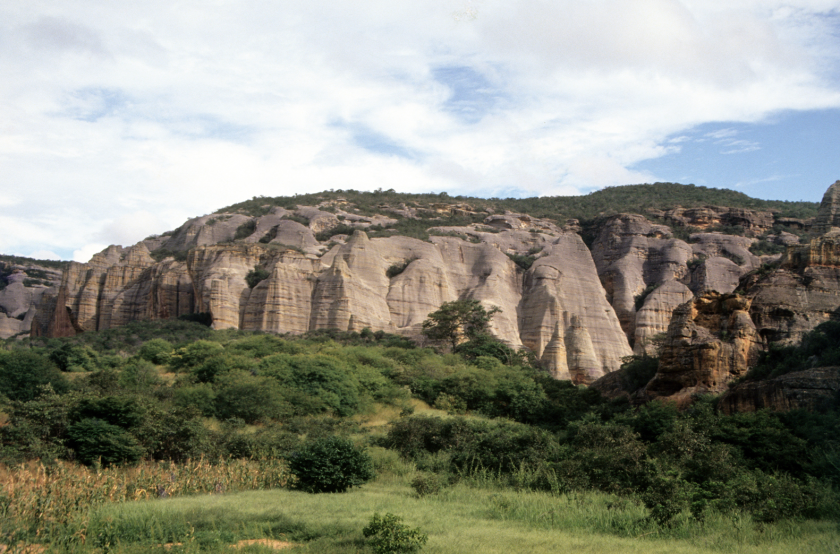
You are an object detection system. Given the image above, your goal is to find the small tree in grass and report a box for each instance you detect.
[363,512,428,554]
[289,436,375,493]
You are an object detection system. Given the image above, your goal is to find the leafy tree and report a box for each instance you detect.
[66,418,144,466]
[137,338,174,364]
[421,300,500,350]
[0,350,68,402]
[289,436,375,493]
[49,343,100,372]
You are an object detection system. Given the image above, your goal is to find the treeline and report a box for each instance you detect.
[216,183,818,221]
[1,318,838,527]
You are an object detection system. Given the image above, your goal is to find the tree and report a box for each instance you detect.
[421,300,500,350]
[289,436,375,493]
[0,350,69,402]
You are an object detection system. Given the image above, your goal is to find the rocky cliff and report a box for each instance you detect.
[12,182,840,398]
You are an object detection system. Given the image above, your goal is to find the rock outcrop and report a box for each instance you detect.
[718,367,840,414]
[0,261,62,339]
[812,180,840,235]
[645,292,764,405]
[38,225,631,378]
[591,214,692,344]
[647,206,774,236]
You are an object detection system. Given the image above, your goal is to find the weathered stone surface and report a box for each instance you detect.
[812,180,840,235]
[688,256,743,295]
[160,214,254,251]
[521,233,632,383]
[591,214,692,343]
[645,292,764,405]
[748,265,840,345]
[718,367,840,414]
[649,206,774,236]
[187,244,264,330]
[633,280,694,356]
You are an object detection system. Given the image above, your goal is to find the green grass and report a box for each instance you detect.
[62,468,839,554]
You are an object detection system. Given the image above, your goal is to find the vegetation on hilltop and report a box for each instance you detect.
[215,183,819,222]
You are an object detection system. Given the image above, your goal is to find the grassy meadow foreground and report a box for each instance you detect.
[1,317,839,552]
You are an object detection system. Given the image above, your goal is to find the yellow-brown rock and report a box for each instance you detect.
[645,292,763,405]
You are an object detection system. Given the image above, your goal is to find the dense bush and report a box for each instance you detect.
[289,436,375,493]
[363,512,428,554]
[0,350,69,402]
[66,418,144,466]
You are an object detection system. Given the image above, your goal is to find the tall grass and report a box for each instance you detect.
[0,457,291,549]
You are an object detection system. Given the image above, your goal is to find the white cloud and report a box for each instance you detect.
[73,244,108,264]
[27,250,62,261]
[1,1,839,257]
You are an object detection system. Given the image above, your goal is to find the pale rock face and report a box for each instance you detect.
[162,214,254,251]
[648,206,774,236]
[747,228,840,345]
[35,217,634,381]
[688,256,743,295]
[591,214,692,343]
[187,244,263,330]
[310,232,394,332]
[242,255,320,334]
[812,180,840,235]
[541,322,570,380]
[520,233,632,382]
[633,280,694,356]
[689,233,760,270]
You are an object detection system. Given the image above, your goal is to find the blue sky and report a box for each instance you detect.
[1,1,840,261]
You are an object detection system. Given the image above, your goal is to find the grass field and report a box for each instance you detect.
[35,454,836,554]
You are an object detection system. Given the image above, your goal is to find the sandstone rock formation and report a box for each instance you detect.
[591,214,692,344]
[718,367,840,414]
[645,292,764,405]
[0,262,62,339]
[812,180,840,234]
[647,206,774,236]
[37,223,632,380]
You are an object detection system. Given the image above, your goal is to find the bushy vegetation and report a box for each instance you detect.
[0,312,838,551]
[744,320,840,382]
[216,183,818,222]
[290,436,375,493]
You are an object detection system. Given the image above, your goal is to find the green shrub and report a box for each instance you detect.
[118,358,162,391]
[137,338,174,364]
[289,436,375,493]
[411,472,444,496]
[363,512,428,554]
[246,266,271,288]
[169,340,225,371]
[66,418,144,466]
[49,343,100,372]
[214,373,291,423]
[0,351,69,402]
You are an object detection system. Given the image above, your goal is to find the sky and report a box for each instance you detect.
[1,1,840,262]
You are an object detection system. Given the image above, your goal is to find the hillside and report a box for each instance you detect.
[2,180,839,404]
